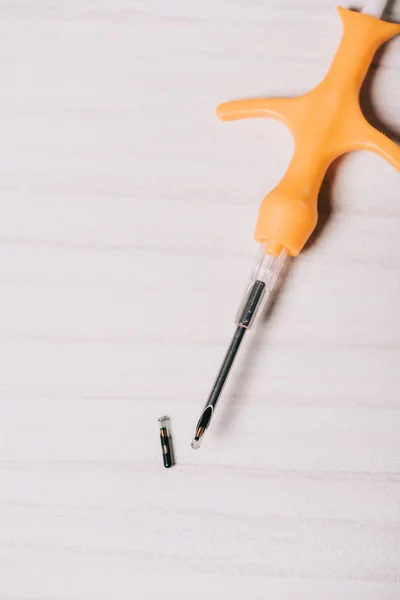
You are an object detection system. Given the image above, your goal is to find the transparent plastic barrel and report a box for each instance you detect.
[235,246,288,328]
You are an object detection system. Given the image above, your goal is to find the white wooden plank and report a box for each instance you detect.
[0,0,399,597]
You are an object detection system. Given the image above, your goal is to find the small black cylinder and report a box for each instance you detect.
[158,416,174,468]
[238,279,266,328]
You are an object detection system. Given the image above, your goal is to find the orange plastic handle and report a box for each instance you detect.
[217,7,400,256]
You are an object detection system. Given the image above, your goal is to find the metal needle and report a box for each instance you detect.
[191,279,266,449]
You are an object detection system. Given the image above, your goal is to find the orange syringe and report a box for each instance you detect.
[191,3,400,449]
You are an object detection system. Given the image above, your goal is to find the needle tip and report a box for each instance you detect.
[191,436,202,450]
[191,405,213,450]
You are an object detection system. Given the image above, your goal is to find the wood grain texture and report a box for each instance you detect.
[0,1,399,598]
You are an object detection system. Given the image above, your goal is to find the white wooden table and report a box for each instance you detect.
[0,1,399,598]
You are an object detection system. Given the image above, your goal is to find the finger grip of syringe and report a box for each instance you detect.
[217,9,400,257]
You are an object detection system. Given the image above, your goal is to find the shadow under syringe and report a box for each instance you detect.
[215,156,340,437]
